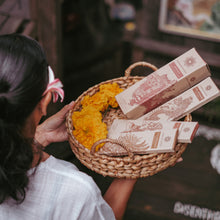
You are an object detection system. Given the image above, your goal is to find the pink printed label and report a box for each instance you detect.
[193,87,204,101]
[129,73,176,107]
[169,62,183,79]
[173,122,181,129]
[152,132,161,148]
[190,123,199,141]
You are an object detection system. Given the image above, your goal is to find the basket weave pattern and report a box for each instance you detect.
[66,62,192,179]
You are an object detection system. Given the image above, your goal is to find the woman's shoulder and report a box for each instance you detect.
[32,156,100,196]
[43,155,79,172]
[39,157,115,220]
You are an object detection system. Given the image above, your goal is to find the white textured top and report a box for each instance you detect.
[0,156,115,220]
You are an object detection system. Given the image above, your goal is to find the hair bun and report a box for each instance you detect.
[0,79,10,93]
[0,95,8,120]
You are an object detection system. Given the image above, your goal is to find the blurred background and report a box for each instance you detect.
[1,0,220,219]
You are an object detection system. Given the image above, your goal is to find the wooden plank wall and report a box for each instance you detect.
[0,0,30,35]
[0,0,62,79]
[0,0,63,115]
[33,0,63,79]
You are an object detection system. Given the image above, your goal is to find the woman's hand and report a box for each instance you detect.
[35,101,75,147]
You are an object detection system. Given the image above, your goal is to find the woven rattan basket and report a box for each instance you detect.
[66,62,192,179]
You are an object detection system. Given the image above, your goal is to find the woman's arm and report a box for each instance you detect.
[104,178,137,220]
[35,101,138,220]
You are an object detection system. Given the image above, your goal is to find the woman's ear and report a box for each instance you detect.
[40,92,52,116]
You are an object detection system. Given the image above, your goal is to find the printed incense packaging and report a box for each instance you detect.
[138,77,220,121]
[108,119,199,143]
[116,48,211,119]
[98,129,178,156]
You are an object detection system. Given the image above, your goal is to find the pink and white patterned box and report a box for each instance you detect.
[138,77,220,121]
[116,48,211,119]
[98,129,178,156]
[108,119,199,143]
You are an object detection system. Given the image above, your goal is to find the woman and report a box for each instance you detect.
[0,34,136,220]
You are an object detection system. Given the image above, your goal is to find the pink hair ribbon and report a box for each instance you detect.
[43,66,64,103]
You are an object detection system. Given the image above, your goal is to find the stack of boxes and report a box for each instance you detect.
[99,48,220,156]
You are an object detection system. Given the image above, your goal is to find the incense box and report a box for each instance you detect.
[138,77,220,121]
[108,119,199,143]
[99,129,178,156]
[116,48,211,119]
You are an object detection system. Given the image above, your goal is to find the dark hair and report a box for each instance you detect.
[0,34,49,203]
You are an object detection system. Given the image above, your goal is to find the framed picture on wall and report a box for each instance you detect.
[159,0,220,42]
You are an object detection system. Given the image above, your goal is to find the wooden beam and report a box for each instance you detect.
[21,20,37,38]
[34,0,63,79]
[0,16,23,34]
[0,0,30,19]
[29,0,38,21]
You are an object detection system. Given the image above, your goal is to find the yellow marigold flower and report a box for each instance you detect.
[99,82,123,108]
[81,93,109,112]
[72,83,123,152]
[99,82,123,94]
[72,106,107,151]
[81,83,123,112]
[72,106,102,132]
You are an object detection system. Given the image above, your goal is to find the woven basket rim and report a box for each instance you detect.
[66,62,192,178]
[66,105,191,157]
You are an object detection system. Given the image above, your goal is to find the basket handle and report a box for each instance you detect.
[90,138,134,158]
[124,61,158,77]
